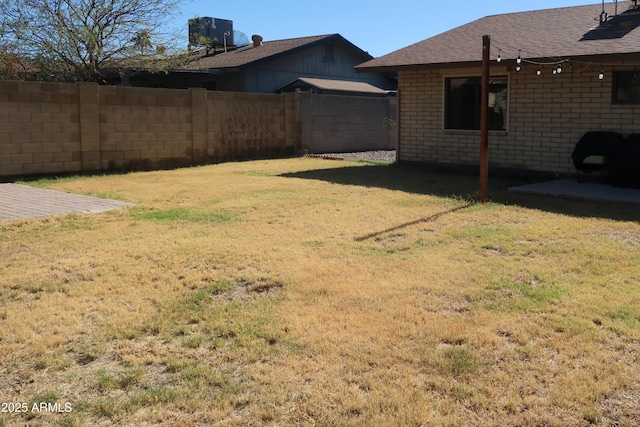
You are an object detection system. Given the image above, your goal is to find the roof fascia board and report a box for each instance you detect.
[168,69,226,75]
[234,34,374,71]
[357,52,640,74]
[437,65,509,76]
[328,34,375,60]
[356,61,482,73]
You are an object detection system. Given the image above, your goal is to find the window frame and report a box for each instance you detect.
[442,73,509,132]
[612,70,640,105]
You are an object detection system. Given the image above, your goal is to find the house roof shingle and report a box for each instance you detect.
[183,34,373,71]
[279,77,388,94]
[356,2,640,72]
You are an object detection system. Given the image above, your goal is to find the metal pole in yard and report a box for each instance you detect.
[480,35,490,203]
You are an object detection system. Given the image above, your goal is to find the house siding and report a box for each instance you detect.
[398,62,640,175]
[244,43,393,94]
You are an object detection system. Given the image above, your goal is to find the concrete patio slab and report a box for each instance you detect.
[508,178,640,205]
[0,183,134,221]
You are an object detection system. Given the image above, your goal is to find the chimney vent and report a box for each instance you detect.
[251,34,263,47]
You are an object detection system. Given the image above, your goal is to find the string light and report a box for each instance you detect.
[492,40,618,80]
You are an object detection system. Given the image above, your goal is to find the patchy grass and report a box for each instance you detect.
[0,158,639,426]
[136,208,234,224]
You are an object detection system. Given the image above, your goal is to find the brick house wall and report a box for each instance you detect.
[397,62,640,175]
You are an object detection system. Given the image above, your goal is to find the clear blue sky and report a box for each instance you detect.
[175,0,603,57]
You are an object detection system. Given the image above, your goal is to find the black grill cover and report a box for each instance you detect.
[609,134,640,189]
[571,131,625,171]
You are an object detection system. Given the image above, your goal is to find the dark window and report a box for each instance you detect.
[613,71,640,104]
[322,43,335,63]
[444,76,508,130]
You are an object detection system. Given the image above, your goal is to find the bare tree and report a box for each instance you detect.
[0,0,186,81]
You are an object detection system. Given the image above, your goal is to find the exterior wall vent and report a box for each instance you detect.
[322,43,335,62]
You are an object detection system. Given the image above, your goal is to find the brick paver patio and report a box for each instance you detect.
[0,183,134,221]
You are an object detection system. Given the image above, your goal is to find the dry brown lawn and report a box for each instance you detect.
[1,157,639,426]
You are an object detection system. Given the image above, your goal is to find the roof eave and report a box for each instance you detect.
[356,61,481,73]
[356,52,640,74]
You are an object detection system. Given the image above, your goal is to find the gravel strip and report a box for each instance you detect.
[306,150,396,163]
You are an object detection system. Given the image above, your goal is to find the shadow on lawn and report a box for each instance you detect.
[354,202,475,242]
[280,163,640,223]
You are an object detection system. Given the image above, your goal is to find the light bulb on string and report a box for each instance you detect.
[599,69,605,80]
[536,69,542,76]
[516,50,522,65]
[497,49,502,63]
[556,64,562,74]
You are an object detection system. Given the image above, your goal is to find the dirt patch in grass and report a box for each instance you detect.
[224,278,285,302]
[600,378,640,424]
[0,158,639,426]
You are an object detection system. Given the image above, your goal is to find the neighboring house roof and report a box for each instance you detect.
[278,77,388,95]
[183,34,373,71]
[356,2,640,72]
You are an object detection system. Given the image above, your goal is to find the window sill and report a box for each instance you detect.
[443,129,508,135]
[612,103,640,107]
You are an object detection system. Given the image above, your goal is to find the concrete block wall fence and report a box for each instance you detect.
[0,81,395,178]
[298,92,397,153]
